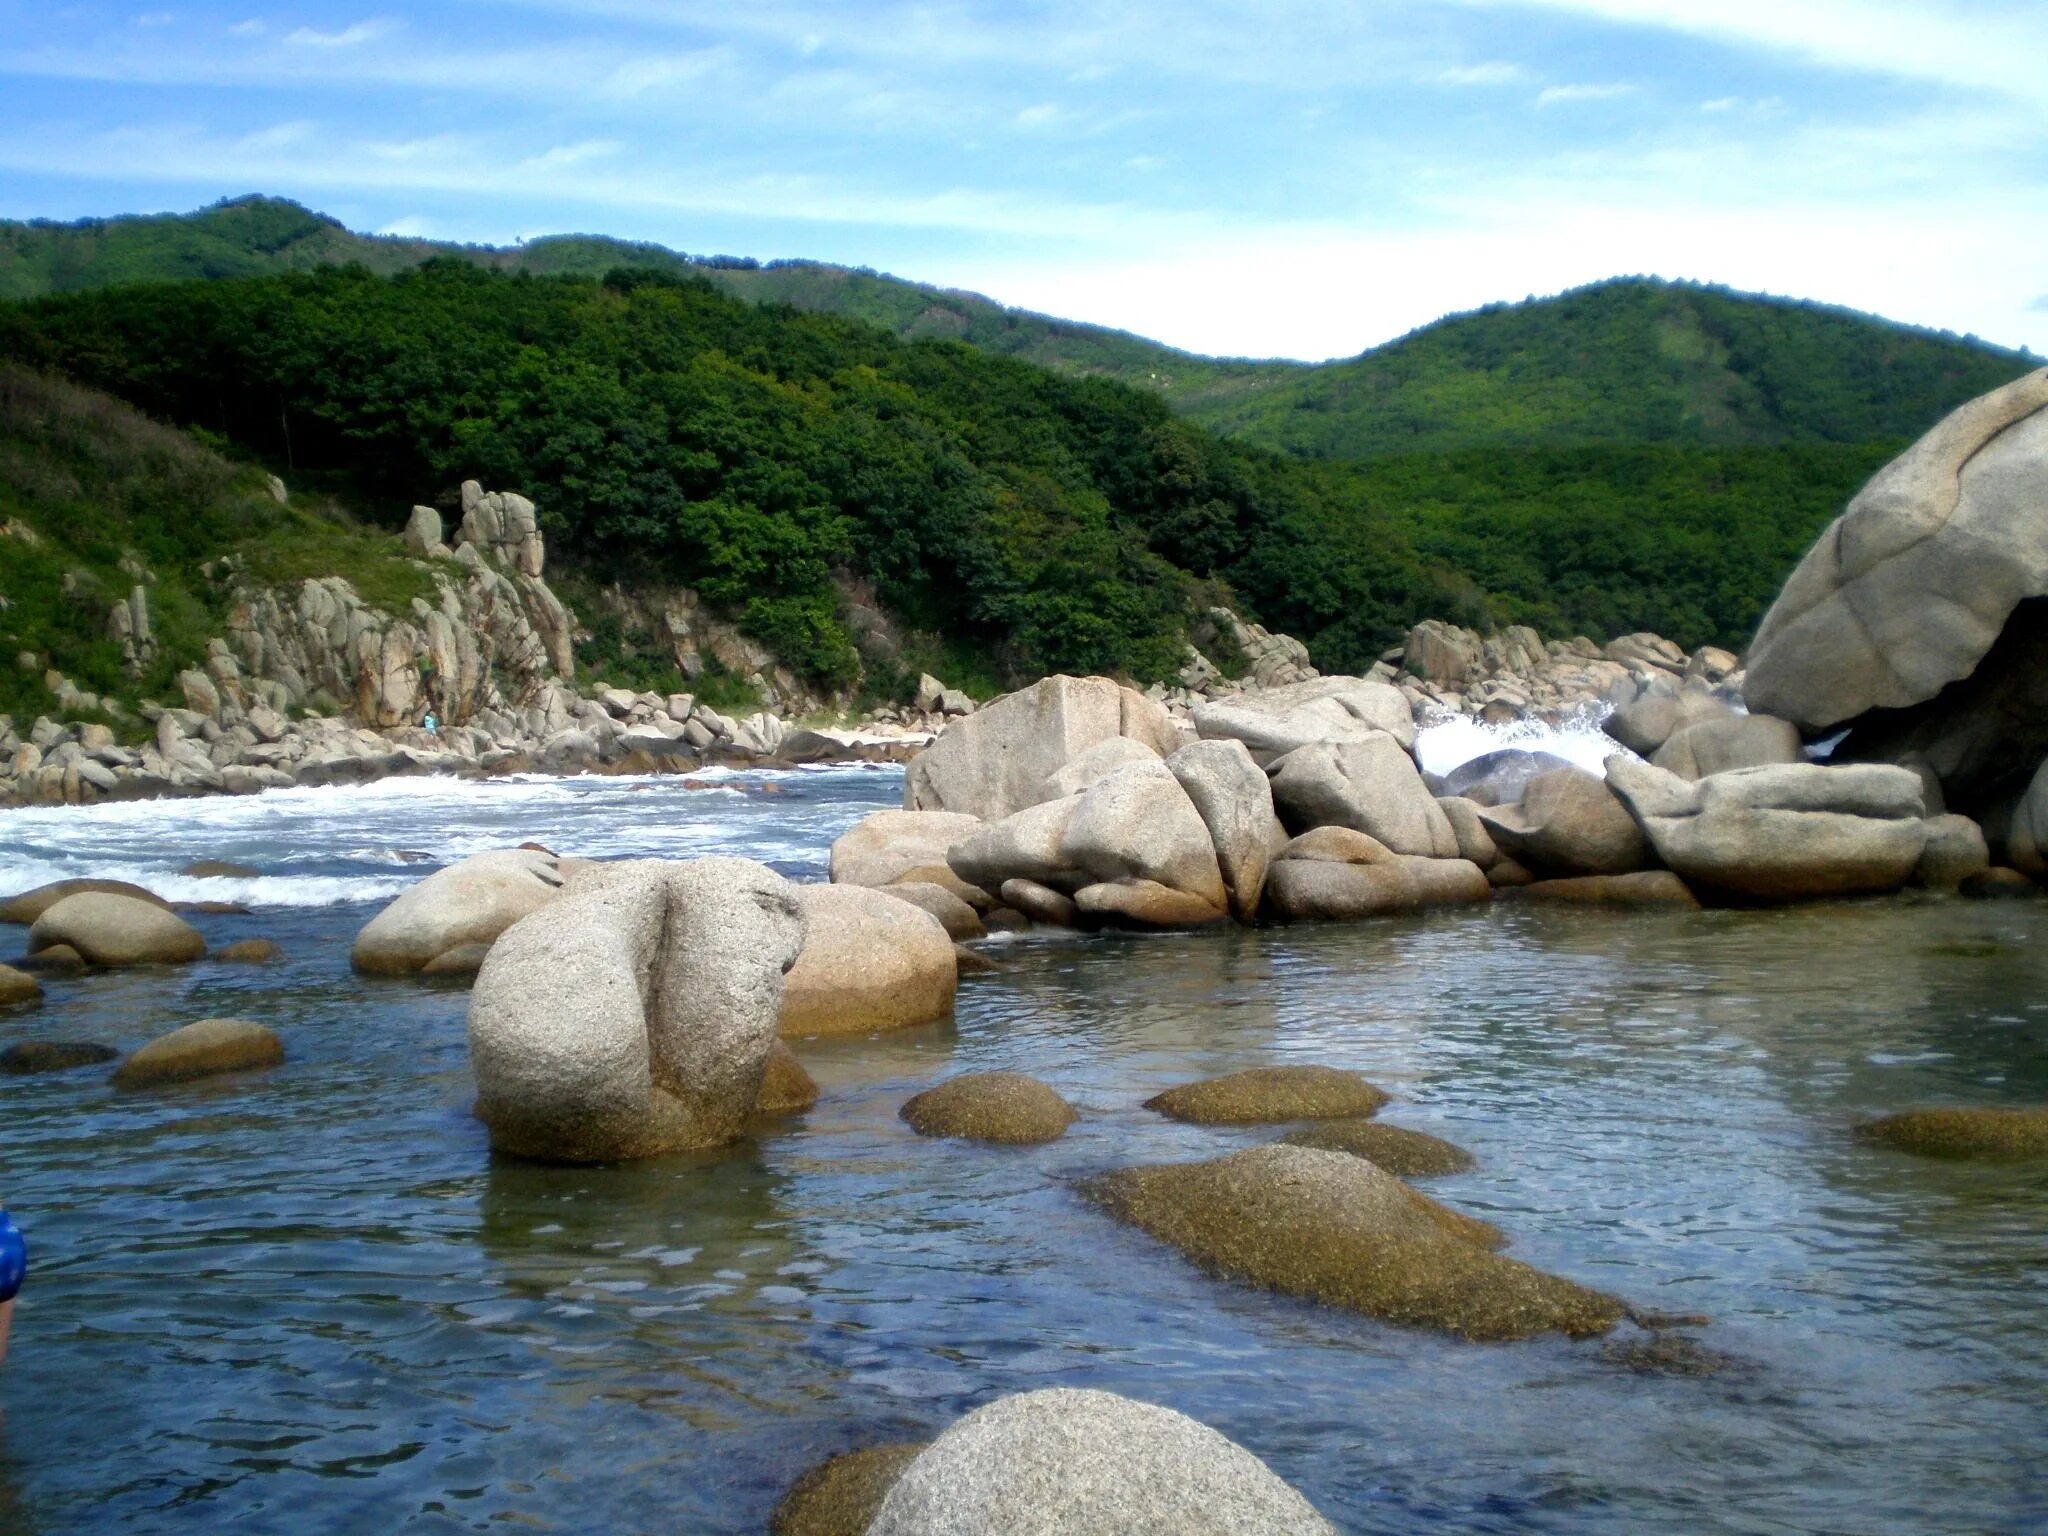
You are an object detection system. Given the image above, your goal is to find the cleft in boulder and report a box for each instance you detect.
[900,1071,1076,1144]
[1267,735,1459,857]
[1605,756,1928,901]
[1145,1064,1389,1125]
[1167,737,1282,921]
[867,1388,1337,1536]
[29,893,206,967]
[1856,1106,2048,1159]
[352,848,567,976]
[779,883,958,1038]
[1084,1144,1624,1341]
[1281,1119,1476,1177]
[470,857,806,1162]
[1056,759,1228,922]
[114,1018,284,1088]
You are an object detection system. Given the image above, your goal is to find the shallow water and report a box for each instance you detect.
[3,768,2047,1535]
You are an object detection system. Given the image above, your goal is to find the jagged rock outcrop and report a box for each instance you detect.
[469,857,806,1162]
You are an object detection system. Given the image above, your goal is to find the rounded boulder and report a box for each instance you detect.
[352,848,566,976]
[779,884,957,1039]
[900,1072,1076,1144]
[30,893,205,967]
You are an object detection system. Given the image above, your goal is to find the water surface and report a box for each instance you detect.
[2,769,2045,1534]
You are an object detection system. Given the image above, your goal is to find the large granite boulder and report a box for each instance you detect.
[352,849,566,976]
[867,1388,1336,1536]
[1477,767,1648,876]
[1193,674,1415,762]
[1268,736,1459,857]
[0,877,171,925]
[828,809,987,908]
[29,893,206,966]
[779,883,958,1037]
[1167,737,1281,920]
[1605,676,1730,757]
[1262,828,1490,922]
[1437,748,1575,807]
[949,795,1086,897]
[903,675,1178,821]
[1059,759,1227,920]
[1745,368,2048,810]
[1606,757,1928,900]
[469,858,805,1162]
[1651,713,1804,781]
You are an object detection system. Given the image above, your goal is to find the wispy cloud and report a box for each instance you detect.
[284,20,396,49]
[1536,82,1637,106]
[1435,61,1527,86]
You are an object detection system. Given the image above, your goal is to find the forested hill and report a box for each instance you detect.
[0,196,1294,418]
[5,197,2030,461]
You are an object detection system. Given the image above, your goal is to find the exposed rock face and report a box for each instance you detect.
[1084,1145,1625,1341]
[899,1072,1077,1144]
[1262,828,1491,922]
[1268,736,1458,857]
[755,1041,820,1115]
[457,481,546,577]
[1166,737,1280,920]
[1605,757,1928,900]
[1606,676,1730,757]
[352,849,566,976]
[904,674,1179,820]
[950,797,1085,896]
[879,881,985,940]
[29,893,206,966]
[1913,815,1992,890]
[469,858,805,1162]
[1193,674,1415,761]
[114,1019,283,1087]
[867,1388,1337,1536]
[1745,369,2048,808]
[1477,767,1648,876]
[779,883,958,1037]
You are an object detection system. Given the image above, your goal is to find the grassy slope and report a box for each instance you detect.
[0,363,437,725]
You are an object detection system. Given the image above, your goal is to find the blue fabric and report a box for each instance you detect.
[0,1209,25,1303]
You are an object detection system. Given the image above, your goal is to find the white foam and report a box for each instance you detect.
[1413,704,1632,780]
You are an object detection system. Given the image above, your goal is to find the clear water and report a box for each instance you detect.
[3,768,2047,1535]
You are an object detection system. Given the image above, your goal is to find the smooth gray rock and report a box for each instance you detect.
[29,893,205,966]
[949,794,1085,895]
[868,1388,1337,1536]
[1747,369,2048,731]
[1264,832,1490,921]
[1168,737,1280,920]
[1040,735,1160,801]
[469,858,805,1162]
[1268,736,1458,858]
[1438,748,1575,807]
[1913,814,1991,889]
[904,675,1179,821]
[879,880,986,940]
[1057,759,1226,917]
[779,883,957,1038]
[1193,675,1415,762]
[1651,713,1804,780]
[1477,767,1648,876]
[1435,796,1499,870]
[1606,677,1729,757]
[829,810,986,903]
[353,849,566,976]
[1606,756,1928,900]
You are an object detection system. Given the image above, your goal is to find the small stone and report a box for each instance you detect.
[1281,1119,1475,1177]
[1959,868,2041,900]
[900,1072,1076,1144]
[953,944,999,976]
[756,1042,820,1114]
[18,943,87,973]
[114,1019,284,1088]
[1857,1106,2048,1159]
[1145,1065,1389,1125]
[773,1444,926,1536]
[1,1040,117,1075]
[0,961,43,1005]
[213,939,281,964]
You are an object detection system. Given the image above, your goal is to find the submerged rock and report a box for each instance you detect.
[1959,868,2041,900]
[755,1041,820,1115]
[1084,1144,1624,1341]
[1506,872,1701,909]
[772,1444,927,1536]
[1,1040,117,1075]
[0,877,170,925]
[352,848,567,976]
[1262,830,1490,923]
[1281,1119,1476,1177]
[1857,1106,2048,1159]
[18,943,87,973]
[867,1388,1337,1536]
[114,1019,284,1088]
[213,938,282,964]
[180,859,259,879]
[30,893,206,967]
[900,1072,1076,1144]
[0,962,42,1006]
[470,857,806,1162]
[779,884,958,1038]
[1145,1065,1389,1125]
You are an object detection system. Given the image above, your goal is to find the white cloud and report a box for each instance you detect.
[1536,81,1637,105]
[284,20,393,49]
[1015,103,1063,129]
[1435,61,1527,86]
[1124,154,1166,172]
[227,18,265,36]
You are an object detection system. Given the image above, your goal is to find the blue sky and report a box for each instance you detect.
[2,0,2043,360]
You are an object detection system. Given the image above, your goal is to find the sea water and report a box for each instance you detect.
[2,758,2045,1534]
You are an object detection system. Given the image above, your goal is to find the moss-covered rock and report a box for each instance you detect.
[1144,1065,1388,1125]
[756,1042,820,1115]
[771,1444,927,1536]
[1856,1106,2048,1159]
[901,1072,1076,1144]
[1,1040,117,1075]
[1083,1144,1624,1341]
[1281,1119,1475,1177]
